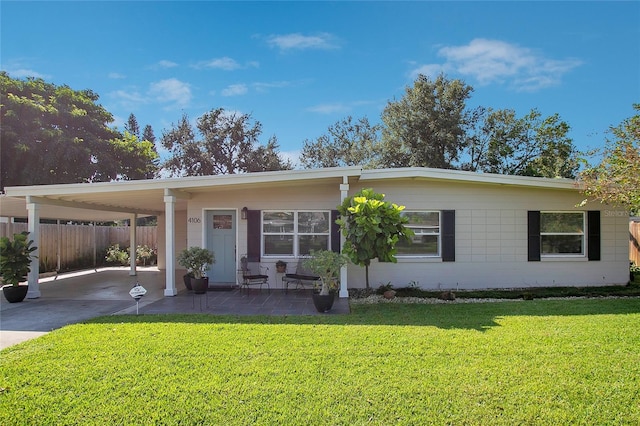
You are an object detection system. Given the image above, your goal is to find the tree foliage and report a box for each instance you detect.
[109,132,159,180]
[246,135,293,172]
[379,73,473,169]
[302,73,577,178]
[336,188,414,289]
[142,124,156,144]
[161,108,291,176]
[300,116,381,168]
[0,72,158,189]
[578,104,640,213]
[125,113,140,138]
[462,108,577,178]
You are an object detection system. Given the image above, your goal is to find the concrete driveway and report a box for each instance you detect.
[1,267,166,349]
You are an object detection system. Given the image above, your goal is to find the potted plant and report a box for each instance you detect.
[303,249,348,312]
[1,231,37,303]
[275,260,287,273]
[177,246,215,294]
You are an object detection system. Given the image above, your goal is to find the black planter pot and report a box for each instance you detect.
[312,293,335,313]
[183,274,193,291]
[191,277,209,294]
[2,285,29,303]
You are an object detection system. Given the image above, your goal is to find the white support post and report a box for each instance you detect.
[129,214,137,276]
[26,198,41,299]
[339,178,350,298]
[164,192,177,296]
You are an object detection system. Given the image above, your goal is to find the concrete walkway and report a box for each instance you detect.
[1,267,349,350]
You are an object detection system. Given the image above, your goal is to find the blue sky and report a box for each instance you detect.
[2,1,639,167]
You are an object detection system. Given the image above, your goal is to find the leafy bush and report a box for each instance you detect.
[105,244,130,265]
[136,245,156,265]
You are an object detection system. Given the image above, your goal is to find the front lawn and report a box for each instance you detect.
[1,298,639,425]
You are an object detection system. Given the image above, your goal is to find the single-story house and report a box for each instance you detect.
[0,166,631,299]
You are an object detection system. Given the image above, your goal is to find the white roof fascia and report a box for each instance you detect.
[4,166,364,197]
[25,195,162,216]
[359,167,578,190]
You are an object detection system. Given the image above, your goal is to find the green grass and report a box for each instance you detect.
[2,298,639,425]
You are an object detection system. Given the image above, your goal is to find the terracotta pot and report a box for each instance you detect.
[383,290,396,299]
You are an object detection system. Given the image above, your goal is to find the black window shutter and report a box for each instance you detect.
[247,210,261,262]
[441,210,455,262]
[528,211,541,261]
[587,210,601,261]
[331,210,340,253]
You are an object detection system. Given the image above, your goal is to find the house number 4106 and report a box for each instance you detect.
[188,217,201,224]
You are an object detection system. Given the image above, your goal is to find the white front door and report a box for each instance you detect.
[205,210,236,284]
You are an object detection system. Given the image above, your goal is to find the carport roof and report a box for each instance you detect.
[0,166,578,221]
[0,167,363,221]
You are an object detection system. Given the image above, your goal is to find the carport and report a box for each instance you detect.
[1,168,361,299]
[1,180,175,298]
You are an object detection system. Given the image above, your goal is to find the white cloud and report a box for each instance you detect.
[157,60,178,68]
[5,68,49,79]
[108,72,126,79]
[267,33,339,51]
[149,78,192,108]
[253,80,297,93]
[221,84,248,97]
[411,38,582,92]
[306,103,351,114]
[109,89,147,110]
[194,57,241,70]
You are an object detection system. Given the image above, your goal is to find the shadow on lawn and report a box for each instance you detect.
[89,298,640,332]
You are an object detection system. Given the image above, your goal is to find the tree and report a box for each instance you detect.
[108,132,159,180]
[246,135,293,172]
[379,73,473,169]
[461,108,577,178]
[161,108,291,176]
[142,125,156,144]
[336,188,414,289]
[125,113,140,138]
[0,72,157,190]
[578,104,640,214]
[300,116,382,168]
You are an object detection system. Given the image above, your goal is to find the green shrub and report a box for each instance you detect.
[105,244,130,265]
[136,245,156,265]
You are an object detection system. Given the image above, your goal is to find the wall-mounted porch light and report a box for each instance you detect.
[241,207,248,220]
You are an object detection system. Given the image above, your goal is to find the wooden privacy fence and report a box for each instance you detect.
[631,220,640,266]
[0,223,157,272]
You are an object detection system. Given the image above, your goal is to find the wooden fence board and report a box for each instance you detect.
[631,221,640,266]
[0,223,157,272]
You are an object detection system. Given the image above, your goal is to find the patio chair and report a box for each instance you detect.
[238,257,270,293]
[282,261,320,293]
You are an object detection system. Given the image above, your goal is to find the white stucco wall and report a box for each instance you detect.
[348,180,630,289]
[180,177,630,290]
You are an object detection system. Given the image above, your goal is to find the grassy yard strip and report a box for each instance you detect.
[1,298,639,425]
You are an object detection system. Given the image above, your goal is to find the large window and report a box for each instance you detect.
[396,211,440,257]
[262,211,330,256]
[540,212,585,255]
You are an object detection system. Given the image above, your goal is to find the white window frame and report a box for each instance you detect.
[396,210,441,258]
[540,211,586,257]
[261,210,331,258]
